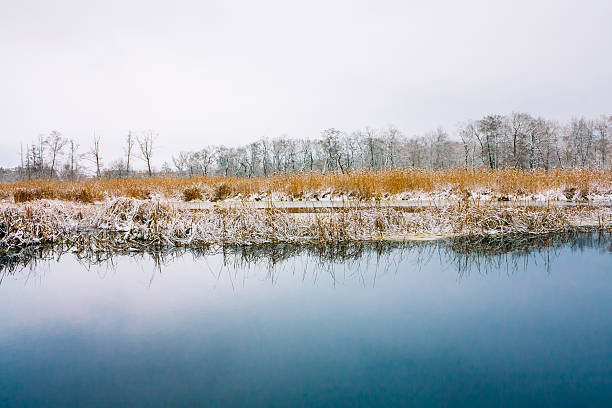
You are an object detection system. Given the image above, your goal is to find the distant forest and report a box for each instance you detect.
[1,112,610,182]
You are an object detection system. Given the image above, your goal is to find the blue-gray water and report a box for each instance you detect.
[1,234,611,407]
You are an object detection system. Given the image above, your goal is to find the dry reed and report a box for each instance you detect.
[1,198,610,253]
[1,169,611,203]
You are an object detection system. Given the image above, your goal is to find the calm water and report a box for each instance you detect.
[1,234,611,407]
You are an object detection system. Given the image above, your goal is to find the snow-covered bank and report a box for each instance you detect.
[172,185,612,206]
[1,198,611,253]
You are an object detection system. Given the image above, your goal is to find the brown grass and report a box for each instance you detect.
[212,183,232,201]
[1,169,611,203]
[182,187,203,202]
[1,198,610,252]
[12,186,96,203]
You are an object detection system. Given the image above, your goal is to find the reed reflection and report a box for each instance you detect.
[1,231,610,287]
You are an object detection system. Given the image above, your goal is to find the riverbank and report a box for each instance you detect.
[1,198,610,253]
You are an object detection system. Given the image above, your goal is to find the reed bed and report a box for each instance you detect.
[1,169,611,203]
[1,198,610,253]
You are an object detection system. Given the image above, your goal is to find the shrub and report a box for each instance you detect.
[125,186,151,200]
[13,188,53,203]
[75,188,96,203]
[183,187,203,202]
[212,183,232,201]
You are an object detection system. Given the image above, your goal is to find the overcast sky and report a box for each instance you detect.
[1,0,611,169]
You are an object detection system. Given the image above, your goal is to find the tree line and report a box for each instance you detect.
[1,112,610,182]
[5,131,157,181]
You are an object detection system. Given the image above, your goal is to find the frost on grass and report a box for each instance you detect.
[0,198,611,253]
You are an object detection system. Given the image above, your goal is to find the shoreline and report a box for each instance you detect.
[1,198,611,254]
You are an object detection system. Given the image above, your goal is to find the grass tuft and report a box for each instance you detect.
[183,187,202,202]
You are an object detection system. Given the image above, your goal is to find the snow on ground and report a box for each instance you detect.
[1,198,611,253]
[174,187,612,207]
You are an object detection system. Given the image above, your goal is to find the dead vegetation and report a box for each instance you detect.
[1,169,611,203]
[0,198,610,253]
[1,170,611,254]
[13,186,96,203]
[182,187,202,202]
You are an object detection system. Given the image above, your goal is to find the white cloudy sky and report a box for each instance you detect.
[1,0,611,169]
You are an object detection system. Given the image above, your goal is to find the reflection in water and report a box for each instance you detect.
[1,231,611,407]
[447,231,612,277]
[2,231,610,286]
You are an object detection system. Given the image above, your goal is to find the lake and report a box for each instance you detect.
[1,233,611,407]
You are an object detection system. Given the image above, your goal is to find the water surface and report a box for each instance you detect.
[1,234,611,407]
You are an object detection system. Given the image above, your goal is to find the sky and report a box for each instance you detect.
[1,0,611,170]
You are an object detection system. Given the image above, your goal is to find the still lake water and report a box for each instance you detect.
[1,234,611,407]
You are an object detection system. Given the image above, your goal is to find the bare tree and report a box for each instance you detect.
[383,126,401,168]
[38,135,45,170]
[361,127,379,169]
[342,133,359,170]
[88,134,103,178]
[563,118,594,168]
[259,138,271,176]
[300,139,315,172]
[199,147,214,176]
[458,121,477,169]
[246,143,260,177]
[172,151,189,175]
[271,137,286,174]
[19,143,24,180]
[476,115,504,169]
[594,115,611,168]
[138,131,156,177]
[215,146,233,176]
[320,128,344,173]
[125,131,135,176]
[8,112,612,181]
[44,131,68,180]
[509,112,532,168]
[426,127,451,169]
[67,139,80,181]
[106,159,127,178]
